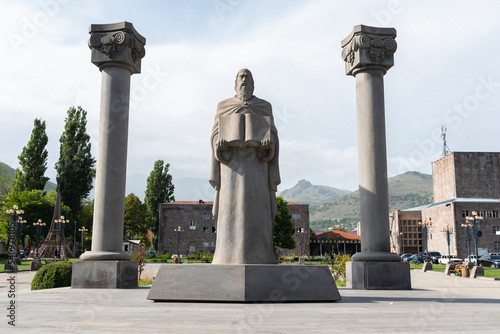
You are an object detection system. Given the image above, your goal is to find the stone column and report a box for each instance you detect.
[341,25,410,289]
[73,22,145,288]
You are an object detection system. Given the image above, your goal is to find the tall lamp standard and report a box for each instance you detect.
[418,218,432,262]
[297,227,308,265]
[79,226,88,254]
[442,224,454,259]
[5,206,24,259]
[54,216,69,258]
[466,211,483,264]
[461,222,473,264]
[174,226,183,259]
[33,219,46,257]
[15,216,27,257]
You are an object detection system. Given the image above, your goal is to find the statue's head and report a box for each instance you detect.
[234,68,254,101]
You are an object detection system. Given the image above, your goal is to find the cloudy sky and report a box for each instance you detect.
[1,0,499,200]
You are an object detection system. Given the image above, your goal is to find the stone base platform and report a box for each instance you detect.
[147,264,341,302]
[346,261,411,290]
[71,260,138,289]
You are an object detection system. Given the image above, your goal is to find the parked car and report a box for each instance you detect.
[424,251,442,264]
[438,255,462,265]
[404,254,424,263]
[479,255,500,268]
[400,253,413,260]
[464,255,479,264]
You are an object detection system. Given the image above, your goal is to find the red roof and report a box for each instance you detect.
[313,230,360,240]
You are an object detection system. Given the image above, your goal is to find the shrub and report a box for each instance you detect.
[131,249,146,280]
[31,261,72,291]
[0,253,10,259]
[145,248,156,259]
[148,253,171,263]
[411,257,422,265]
[330,254,352,283]
[202,253,214,263]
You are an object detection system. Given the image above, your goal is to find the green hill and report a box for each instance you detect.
[310,171,433,231]
[0,162,57,197]
[280,179,352,206]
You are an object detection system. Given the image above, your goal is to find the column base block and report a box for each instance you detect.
[71,260,138,289]
[147,264,341,302]
[346,261,411,290]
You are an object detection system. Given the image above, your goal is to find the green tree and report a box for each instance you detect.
[124,193,149,244]
[0,163,14,201]
[12,119,49,192]
[144,160,175,250]
[273,196,296,251]
[55,106,96,216]
[0,190,71,250]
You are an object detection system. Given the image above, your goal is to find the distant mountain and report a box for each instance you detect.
[0,162,57,195]
[310,171,433,231]
[280,179,352,206]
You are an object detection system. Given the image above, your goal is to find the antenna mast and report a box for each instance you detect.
[441,125,451,157]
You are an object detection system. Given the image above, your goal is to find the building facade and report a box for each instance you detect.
[158,201,310,256]
[390,152,500,258]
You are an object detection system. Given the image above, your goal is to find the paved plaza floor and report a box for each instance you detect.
[0,264,499,333]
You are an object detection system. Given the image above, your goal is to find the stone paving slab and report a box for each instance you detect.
[0,268,499,333]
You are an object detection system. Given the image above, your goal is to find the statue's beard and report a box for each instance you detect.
[236,84,254,101]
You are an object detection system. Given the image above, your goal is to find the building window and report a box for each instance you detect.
[485,211,499,218]
[203,213,211,220]
[462,211,470,217]
[189,220,196,230]
[494,242,500,249]
[212,227,216,233]
[203,227,211,233]
[493,227,500,235]
[291,214,301,220]
[486,162,493,168]
[203,241,209,247]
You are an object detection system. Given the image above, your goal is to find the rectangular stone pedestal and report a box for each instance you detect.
[71,260,138,288]
[147,264,341,302]
[346,261,411,290]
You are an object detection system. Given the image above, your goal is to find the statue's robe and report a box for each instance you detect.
[209,95,280,264]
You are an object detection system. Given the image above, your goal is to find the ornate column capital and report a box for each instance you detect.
[89,21,146,74]
[341,25,397,76]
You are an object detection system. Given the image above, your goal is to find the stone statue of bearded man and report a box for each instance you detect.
[209,68,280,264]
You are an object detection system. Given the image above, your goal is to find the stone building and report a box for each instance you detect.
[158,201,310,256]
[390,152,500,258]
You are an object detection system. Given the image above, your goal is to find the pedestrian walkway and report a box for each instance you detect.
[0,266,499,333]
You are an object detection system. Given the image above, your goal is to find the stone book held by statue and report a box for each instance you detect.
[219,114,271,146]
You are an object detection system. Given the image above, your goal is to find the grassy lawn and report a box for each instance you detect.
[409,262,500,278]
[0,258,81,272]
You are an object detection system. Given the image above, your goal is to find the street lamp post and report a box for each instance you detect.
[79,226,88,254]
[298,227,308,264]
[419,218,432,262]
[54,216,69,258]
[461,222,472,264]
[15,216,27,258]
[466,211,483,264]
[73,221,78,257]
[5,206,24,269]
[33,219,46,257]
[174,226,183,259]
[442,224,454,259]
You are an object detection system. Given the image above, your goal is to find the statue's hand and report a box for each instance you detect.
[217,138,228,150]
[261,138,273,150]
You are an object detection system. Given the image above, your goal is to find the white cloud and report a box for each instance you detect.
[2,0,500,198]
